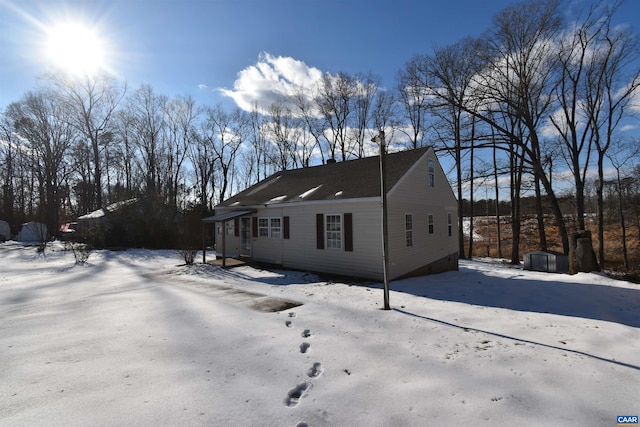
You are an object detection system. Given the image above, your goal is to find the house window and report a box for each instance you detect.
[258,218,269,237]
[258,217,281,238]
[428,213,434,235]
[428,159,435,188]
[447,212,453,237]
[270,218,281,238]
[325,214,342,249]
[405,213,413,247]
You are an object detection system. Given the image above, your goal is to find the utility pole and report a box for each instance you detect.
[372,131,390,310]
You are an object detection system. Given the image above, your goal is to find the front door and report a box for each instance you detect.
[240,217,251,256]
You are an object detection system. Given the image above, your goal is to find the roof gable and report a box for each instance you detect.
[218,147,432,207]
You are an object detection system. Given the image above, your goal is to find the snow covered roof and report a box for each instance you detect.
[218,147,430,207]
[77,198,139,220]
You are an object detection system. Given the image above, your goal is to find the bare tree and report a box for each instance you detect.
[266,101,300,170]
[549,4,611,232]
[111,108,139,199]
[396,56,430,148]
[188,121,216,211]
[45,70,126,210]
[6,90,76,237]
[203,105,249,203]
[582,2,640,268]
[471,0,567,256]
[127,84,168,198]
[315,72,355,161]
[0,111,17,231]
[371,89,398,135]
[350,73,380,157]
[606,138,640,268]
[248,102,272,183]
[291,86,325,164]
[416,36,488,259]
[163,95,199,207]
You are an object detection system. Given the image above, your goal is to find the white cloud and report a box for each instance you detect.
[220,52,323,113]
[198,84,208,90]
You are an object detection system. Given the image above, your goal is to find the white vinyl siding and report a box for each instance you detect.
[275,202,383,280]
[386,149,459,280]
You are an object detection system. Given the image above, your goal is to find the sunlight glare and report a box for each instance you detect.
[45,21,106,75]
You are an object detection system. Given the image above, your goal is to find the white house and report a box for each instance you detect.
[203,147,459,281]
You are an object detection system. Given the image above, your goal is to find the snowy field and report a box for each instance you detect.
[1,242,638,427]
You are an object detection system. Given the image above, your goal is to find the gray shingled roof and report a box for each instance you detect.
[218,147,430,207]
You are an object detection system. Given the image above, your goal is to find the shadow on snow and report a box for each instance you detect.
[390,262,640,328]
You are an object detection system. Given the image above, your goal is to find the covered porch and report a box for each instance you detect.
[201,209,255,267]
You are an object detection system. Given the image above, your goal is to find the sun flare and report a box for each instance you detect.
[45,21,107,75]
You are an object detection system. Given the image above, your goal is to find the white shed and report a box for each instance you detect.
[0,220,10,241]
[18,222,48,243]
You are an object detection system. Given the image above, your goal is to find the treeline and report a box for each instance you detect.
[405,0,640,268]
[463,177,640,269]
[1,0,639,269]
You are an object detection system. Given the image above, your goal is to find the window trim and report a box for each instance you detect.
[270,217,282,238]
[258,217,269,237]
[325,213,343,250]
[405,213,413,247]
[257,217,282,238]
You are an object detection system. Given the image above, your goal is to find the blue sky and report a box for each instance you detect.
[7,0,635,110]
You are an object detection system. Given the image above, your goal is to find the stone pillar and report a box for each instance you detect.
[569,230,600,274]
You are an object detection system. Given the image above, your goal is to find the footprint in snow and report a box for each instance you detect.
[300,342,310,354]
[284,382,311,407]
[285,320,292,327]
[301,329,311,338]
[307,362,323,378]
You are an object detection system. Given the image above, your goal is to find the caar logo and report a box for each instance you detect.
[617,416,639,426]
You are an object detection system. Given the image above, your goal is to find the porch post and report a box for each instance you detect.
[202,223,206,263]
[221,220,227,267]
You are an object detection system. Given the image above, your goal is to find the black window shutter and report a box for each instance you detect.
[252,217,258,238]
[316,214,324,249]
[234,218,240,237]
[344,213,353,252]
[283,216,290,239]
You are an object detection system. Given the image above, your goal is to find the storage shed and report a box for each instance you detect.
[523,250,569,273]
[0,220,10,241]
[17,222,48,243]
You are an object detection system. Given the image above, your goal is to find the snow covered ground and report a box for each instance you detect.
[1,242,638,426]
